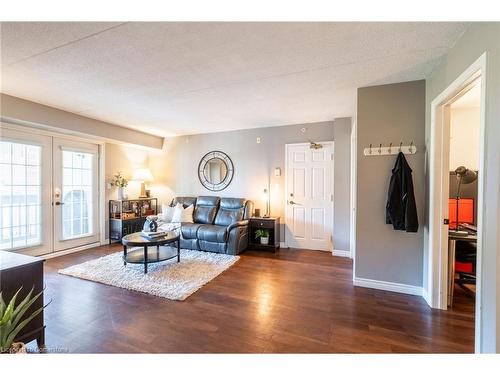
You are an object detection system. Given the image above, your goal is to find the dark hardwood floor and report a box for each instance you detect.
[32,244,475,353]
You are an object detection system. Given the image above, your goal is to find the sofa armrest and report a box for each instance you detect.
[227,220,249,232]
[227,222,249,255]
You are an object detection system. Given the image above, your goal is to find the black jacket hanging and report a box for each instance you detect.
[386,152,418,232]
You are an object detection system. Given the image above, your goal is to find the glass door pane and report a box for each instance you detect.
[0,141,42,249]
[61,150,94,240]
[0,128,52,255]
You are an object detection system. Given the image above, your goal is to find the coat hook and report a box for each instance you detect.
[399,142,403,152]
[378,143,382,154]
[369,143,372,154]
[389,142,392,154]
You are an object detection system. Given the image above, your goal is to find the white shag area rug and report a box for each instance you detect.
[58,249,239,301]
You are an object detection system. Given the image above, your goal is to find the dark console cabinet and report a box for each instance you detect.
[0,251,45,349]
[248,217,280,252]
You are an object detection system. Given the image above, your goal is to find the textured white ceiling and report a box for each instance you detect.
[1,22,467,136]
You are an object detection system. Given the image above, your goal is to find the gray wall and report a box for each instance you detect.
[355,80,425,286]
[425,22,500,353]
[151,120,351,250]
[333,117,352,252]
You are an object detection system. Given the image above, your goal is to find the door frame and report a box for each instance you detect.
[0,122,107,254]
[350,119,357,263]
[427,52,486,353]
[284,141,334,251]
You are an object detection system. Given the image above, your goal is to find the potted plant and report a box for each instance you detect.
[255,229,270,245]
[110,171,128,200]
[1,287,47,354]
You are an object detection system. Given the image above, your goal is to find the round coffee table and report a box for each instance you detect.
[122,231,180,274]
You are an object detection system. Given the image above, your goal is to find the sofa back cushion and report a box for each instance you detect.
[214,198,247,226]
[172,196,197,208]
[194,196,220,224]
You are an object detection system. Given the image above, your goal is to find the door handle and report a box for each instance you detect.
[55,201,64,206]
[288,200,300,205]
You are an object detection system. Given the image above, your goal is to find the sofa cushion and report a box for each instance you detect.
[199,240,226,253]
[180,223,203,239]
[197,225,227,243]
[214,198,247,226]
[173,196,197,208]
[194,196,220,224]
[159,204,175,222]
[171,203,194,223]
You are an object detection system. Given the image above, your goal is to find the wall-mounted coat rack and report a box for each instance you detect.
[363,142,417,156]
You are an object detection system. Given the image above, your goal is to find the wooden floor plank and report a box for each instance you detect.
[31,244,474,353]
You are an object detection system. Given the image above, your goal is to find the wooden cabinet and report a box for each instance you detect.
[0,251,45,349]
[109,198,157,244]
[248,217,280,252]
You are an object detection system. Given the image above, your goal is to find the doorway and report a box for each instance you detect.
[427,53,486,352]
[284,142,334,251]
[0,125,102,256]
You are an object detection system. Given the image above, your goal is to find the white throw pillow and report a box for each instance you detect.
[159,204,175,222]
[171,203,194,223]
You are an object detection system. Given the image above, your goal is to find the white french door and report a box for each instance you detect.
[285,142,334,251]
[0,126,100,255]
[53,138,99,251]
[0,128,52,255]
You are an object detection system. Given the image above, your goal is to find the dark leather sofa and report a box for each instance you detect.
[169,196,253,255]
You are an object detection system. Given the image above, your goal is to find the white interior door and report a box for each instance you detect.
[285,142,333,251]
[0,127,53,256]
[53,138,99,251]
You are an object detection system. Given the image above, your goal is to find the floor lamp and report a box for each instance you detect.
[454,166,477,232]
[263,188,270,218]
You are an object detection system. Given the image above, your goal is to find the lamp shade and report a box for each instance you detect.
[132,168,154,182]
[454,166,477,184]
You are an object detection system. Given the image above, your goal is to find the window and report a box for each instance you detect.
[0,141,42,250]
[61,150,94,239]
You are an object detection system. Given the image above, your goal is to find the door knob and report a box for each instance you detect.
[289,200,296,205]
[55,201,64,206]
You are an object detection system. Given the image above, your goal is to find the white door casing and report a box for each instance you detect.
[428,52,486,353]
[285,142,333,251]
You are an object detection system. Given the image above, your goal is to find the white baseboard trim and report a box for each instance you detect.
[332,249,351,258]
[279,242,287,248]
[40,242,101,260]
[353,277,423,296]
[422,288,432,307]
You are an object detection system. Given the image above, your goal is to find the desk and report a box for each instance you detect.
[448,231,477,307]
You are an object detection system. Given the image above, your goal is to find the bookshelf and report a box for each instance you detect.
[108,198,158,244]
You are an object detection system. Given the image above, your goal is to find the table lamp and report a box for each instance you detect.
[133,168,154,198]
[454,166,477,232]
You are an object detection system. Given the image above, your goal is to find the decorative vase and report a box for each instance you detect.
[117,187,125,200]
[260,237,269,245]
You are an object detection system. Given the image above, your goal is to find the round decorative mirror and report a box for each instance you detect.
[198,151,234,191]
